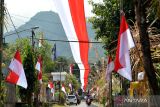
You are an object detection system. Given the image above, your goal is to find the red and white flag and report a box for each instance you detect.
[69,64,74,75]
[48,81,54,93]
[61,84,66,94]
[35,56,42,84]
[53,0,90,91]
[106,56,114,81]
[48,81,54,89]
[6,50,27,88]
[69,83,73,91]
[114,15,135,81]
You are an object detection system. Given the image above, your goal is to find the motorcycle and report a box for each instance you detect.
[86,97,92,106]
[77,97,81,104]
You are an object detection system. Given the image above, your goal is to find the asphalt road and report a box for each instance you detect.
[66,101,99,107]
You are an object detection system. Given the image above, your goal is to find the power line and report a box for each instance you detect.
[5,30,102,43]
[7,16,27,26]
[7,15,65,36]
[10,13,61,24]
[4,23,9,34]
[34,37,102,43]
[4,17,65,38]
[5,8,21,38]
[4,28,33,37]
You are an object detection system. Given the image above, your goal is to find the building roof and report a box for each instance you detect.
[51,72,67,76]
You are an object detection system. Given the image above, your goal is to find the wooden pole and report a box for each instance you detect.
[0,0,4,106]
[109,72,112,107]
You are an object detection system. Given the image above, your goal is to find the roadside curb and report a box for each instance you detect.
[92,102,103,107]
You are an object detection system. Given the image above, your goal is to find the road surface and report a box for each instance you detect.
[66,101,99,107]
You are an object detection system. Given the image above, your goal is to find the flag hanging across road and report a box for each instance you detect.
[53,0,90,91]
[6,50,28,88]
[114,15,135,81]
[35,56,43,84]
[106,56,114,81]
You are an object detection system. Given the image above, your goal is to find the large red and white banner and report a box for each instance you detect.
[6,50,28,88]
[53,0,90,91]
[114,15,135,81]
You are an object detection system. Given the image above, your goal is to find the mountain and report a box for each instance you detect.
[5,11,105,63]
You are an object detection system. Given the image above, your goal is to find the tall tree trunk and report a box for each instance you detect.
[134,0,159,95]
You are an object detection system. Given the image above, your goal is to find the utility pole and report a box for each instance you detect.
[31,26,39,48]
[31,29,35,48]
[31,26,39,107]
[109,72,112,107]
[59,63,62,104]
[0,0,4,106]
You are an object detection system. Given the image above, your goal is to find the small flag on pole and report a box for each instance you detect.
[35,56,43,84]
[38,33,44,47]
[114,15,135,81]
[69,64,74,75]
[6,50,28,88]
[106,56,114,81]
[61,84,66,94]
[48,81,54,93]
[69,83,73,91]
[48,81,54,89]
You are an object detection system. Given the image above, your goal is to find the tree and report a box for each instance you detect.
[3,38,56,105]
[64,74,80,94]
[19,45,36,105]
[34,40,56,73]
[89,0,135,51]
[146,0,160,32]
[89,0,160,95]
[72,63,80,80]
[54,56,69,72]
[134,0,159,95]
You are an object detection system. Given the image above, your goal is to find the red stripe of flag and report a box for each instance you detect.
[68,0,89,90]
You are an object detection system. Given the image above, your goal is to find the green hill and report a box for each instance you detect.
[5,11,105,63]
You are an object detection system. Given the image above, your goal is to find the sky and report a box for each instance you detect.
[5,0,101,29]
